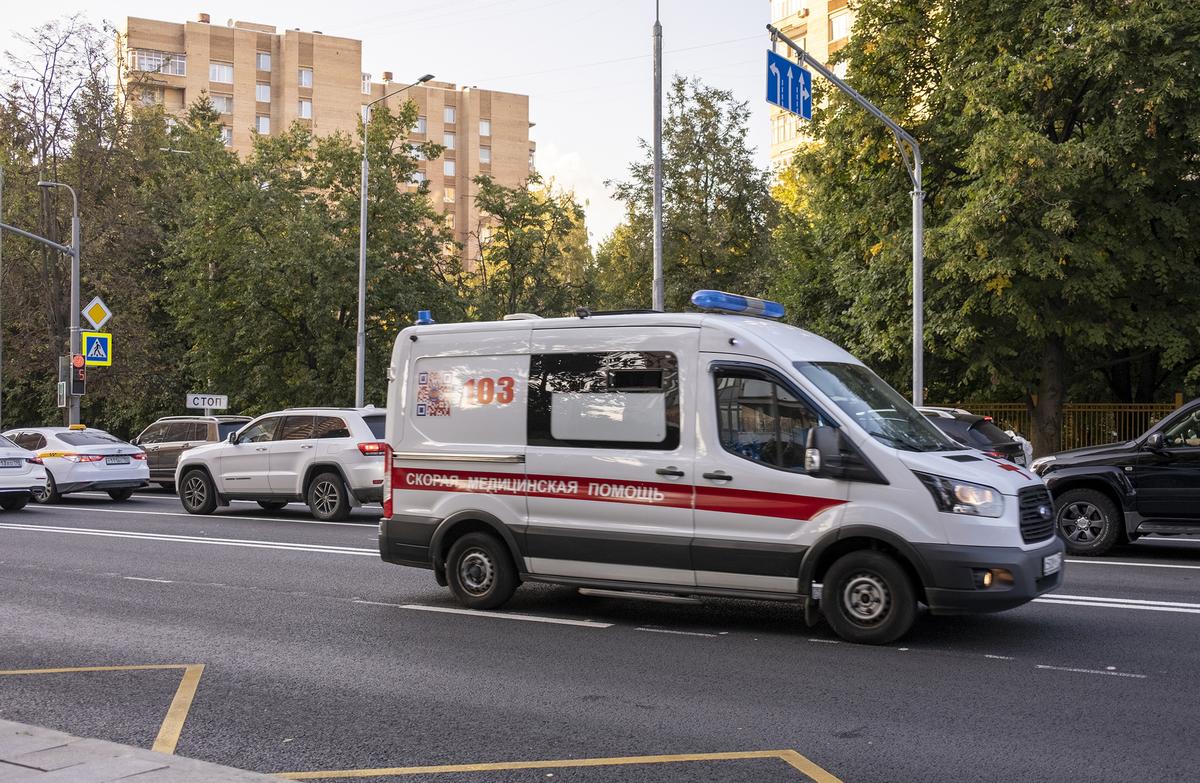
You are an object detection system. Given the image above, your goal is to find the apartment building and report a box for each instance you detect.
[768,0,855,169]
[119,14,535,267]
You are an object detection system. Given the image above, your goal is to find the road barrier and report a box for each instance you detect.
[946,402,1179,451]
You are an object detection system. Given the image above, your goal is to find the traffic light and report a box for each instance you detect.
[70,354,86,396]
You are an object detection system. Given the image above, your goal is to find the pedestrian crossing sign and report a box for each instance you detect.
[82,332,112,366]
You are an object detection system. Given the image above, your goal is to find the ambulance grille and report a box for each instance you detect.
[1018,486,1056,544]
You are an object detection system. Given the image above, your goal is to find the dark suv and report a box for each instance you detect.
[1032,399,1200,555]
[133,416,251,491]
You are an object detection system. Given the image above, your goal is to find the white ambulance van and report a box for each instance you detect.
[380,291,1064,644]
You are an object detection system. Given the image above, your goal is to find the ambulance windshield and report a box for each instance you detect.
[794,362,962,453]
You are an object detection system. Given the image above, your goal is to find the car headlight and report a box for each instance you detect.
[1030,455,1055,474]
[914,472,1005,518]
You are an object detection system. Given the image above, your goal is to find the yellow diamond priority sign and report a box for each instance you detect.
[83,296,112,330]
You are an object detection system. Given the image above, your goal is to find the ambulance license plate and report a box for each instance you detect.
[105,455,130,465]
[1043,552,1063,576]
[0,459,20,469]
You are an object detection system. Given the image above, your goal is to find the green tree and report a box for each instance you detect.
[464,173,593,320]
[775,0,1200,452]
[163,100,455,412]
[597,76,776,311]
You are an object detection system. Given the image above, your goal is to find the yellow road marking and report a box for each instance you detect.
[0,663,205,756]
[278,749,842,780]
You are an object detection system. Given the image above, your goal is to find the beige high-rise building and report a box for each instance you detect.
[768,0,855,169]
[118,14,536,268]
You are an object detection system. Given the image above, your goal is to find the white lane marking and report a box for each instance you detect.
[1066,558,1200,571]
[984,654,1014,660]
[0,523,376,556]
[22,504,378,528]
[354,599,612,628]
[123,576,173,583]
[1035,664,1147,679]
[1048,593,1200,609]
[635,627,719,638]
[807,638,840,644]
[1034,598,1200,615]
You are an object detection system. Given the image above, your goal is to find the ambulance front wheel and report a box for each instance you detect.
[446,532,518,610]
[821,550,917,645]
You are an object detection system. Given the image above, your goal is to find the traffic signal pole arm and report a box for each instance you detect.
[767,24,925,406]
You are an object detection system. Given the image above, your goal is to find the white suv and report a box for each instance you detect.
[175,407,387,521]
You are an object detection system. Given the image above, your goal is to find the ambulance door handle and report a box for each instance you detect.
[702,471,734,482]
[656,467,685,478]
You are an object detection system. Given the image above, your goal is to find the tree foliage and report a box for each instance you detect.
[775,0,1200,451]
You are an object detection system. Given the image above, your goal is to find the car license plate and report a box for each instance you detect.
[1043,552,1063,576]
[0,458,20,469]
[1013,454,1026,465]
[105,455,130,465]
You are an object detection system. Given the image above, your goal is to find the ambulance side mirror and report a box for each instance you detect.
[805,426,847,479]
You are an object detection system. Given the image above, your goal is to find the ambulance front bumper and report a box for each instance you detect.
[916,537,1065,614]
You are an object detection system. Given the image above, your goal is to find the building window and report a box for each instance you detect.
[443,132,455,150]
[210,62,233,83]
[361,73,372,94]
[211,94,233,114]
[444,160,455,177]
[132,50,186,76]
[298,99,312,119]
[527,352,680,450]
[139,87,162,106]
[256,115,270,134]
[444,186,455,203]
[256,51,271,71]
[529,150,535,171]
[446,213,454,230]
[479,118,491,137]
[256,83,271,103]
[830,12,852,42]
[415,115,427,134]
[443,106,455,124]
[479,146,491,164]
[219,126,233,146]
[409,170,426,185]
[298,67,313,87]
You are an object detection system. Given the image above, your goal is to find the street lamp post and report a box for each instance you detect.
[356,73,434,409]
[37,181,82,425]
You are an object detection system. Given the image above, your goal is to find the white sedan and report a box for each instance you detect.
[2,426,149,503]
[0,433,46,511]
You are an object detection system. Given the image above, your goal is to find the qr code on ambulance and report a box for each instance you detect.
[416,372,452,417]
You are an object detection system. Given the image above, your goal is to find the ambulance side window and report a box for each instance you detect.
[714,370,825,471]
[528,351,680,450]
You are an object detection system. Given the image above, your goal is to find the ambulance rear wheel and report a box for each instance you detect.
[446,532,518,610]
[822,550,917,645]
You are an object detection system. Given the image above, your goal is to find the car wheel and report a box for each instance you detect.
[179,470,218,515]
[1055,488,1121,556]
[445,532,518,610]
[32,473,59,504]
[257,500,288,511]
[307,472,350,521]
[821,550,917,645]
[0,494,30,511]
[107,488,135,502]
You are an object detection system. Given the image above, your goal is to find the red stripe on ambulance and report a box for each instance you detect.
[392,467,845,521]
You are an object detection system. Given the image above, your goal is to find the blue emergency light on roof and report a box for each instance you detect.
[416,310,434,325]
[690,290,785,319]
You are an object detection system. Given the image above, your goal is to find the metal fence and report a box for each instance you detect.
[946,403,1179,451]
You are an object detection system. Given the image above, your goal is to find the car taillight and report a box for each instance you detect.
[63,454,104,463]
[358,442,387,456]
[381,443,393,519]
[26,457,43,465]
[131,452,147,461]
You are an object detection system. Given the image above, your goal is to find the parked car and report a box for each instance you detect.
[174,407,387,521]
[1,426,149,503]
[0,433,47,511]
[1032,399,1200,555]
[133,415,251,491]
[918,407,1028,465]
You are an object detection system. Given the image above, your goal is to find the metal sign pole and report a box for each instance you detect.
[651,1,664,312]
[767,24,925,405]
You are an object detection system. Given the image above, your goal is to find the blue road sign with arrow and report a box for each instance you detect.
[766,49,812,120]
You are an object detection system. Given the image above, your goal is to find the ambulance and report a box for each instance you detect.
[379,291,1064,644]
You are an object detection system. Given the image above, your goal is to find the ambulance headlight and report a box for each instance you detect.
[914,472,1004,518]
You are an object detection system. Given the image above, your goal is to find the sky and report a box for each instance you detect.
[3,0,773,247]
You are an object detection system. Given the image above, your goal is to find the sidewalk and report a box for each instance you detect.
[0,719,281,782]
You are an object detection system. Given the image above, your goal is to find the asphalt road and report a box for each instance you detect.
[2,490,1198,782]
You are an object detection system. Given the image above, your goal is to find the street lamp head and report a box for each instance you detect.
[36,181,53,188]
[418,74,434,83]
